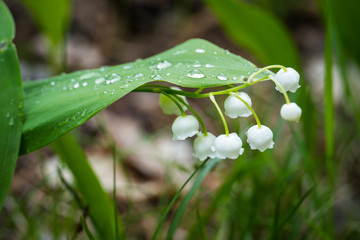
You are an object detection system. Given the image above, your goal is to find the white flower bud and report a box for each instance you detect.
[246,125,274,152]
[172,115,199,140]
[159,87,188,115]
[214,133,244,159]
[193,132,216,161]
[280,103,302,122]
[224,92,252,118]
[274,68,300,93]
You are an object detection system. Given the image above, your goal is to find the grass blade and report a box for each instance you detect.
[166,158,220,240]
[323,1,335,187]
[51,134,124,240]
[151,159,209,240]
[0,1,24,212]
[268,187,314,240]
[80,216,96,240]
[195,202,208,240]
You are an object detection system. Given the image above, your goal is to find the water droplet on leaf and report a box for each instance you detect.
[186,69,205,79]
[8,117,14,126]
[135,73,144,78]
[156,60,172,70]
[217,73,228,81]
[195,48,205,53]
[95,78,105,84]
[80,72,99,80]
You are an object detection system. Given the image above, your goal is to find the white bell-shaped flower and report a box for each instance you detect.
[246,125,274,152]
[193,132,216,161]
[224,92,252,118]
[214,133,244,159]
[274,68,300,93]
[172,115,199,140]
[280,103,302,122]
[159,87,188,115]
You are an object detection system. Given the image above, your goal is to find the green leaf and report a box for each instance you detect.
[20,39,272,154]
[0,2,24,211]
[20,0,71,45]
[204,0,300,68]
[0,1,15,42]
[51,134,124,240]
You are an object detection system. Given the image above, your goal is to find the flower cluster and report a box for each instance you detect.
[159,66,302,161]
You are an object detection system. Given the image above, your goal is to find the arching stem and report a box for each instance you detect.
[248,65,287,83]
[160,90,186,116]
[268,76,291,104]
[231,92,262,128]
[209,93,229,136]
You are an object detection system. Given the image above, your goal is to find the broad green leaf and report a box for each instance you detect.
[0,2,24,211]
[52,134,124,240]
[204,0,300,68]
[20,39,272,154]
[20,0,71,45]
[0,1,15,41]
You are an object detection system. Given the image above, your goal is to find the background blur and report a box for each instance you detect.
[1,0,360,239]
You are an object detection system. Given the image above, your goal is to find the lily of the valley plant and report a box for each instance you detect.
[160,66,302,161]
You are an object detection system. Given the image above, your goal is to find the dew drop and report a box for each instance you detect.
[151,74,163,80]
[134,72,144,78]
[156,60,172,70]
[80,72,99,80]
[82,82,88,87]
[120,84,129,89]
[8,117,14,126]
[6,112,10,118]
[205,64,214,68]
[195,48,206,53]
[166,73,171,76]
[217,73,228,81]
[81,109,87,117]
[50,81,56,86]
[123,65,132,70]
[73,82,80,88]
[186,69,205,79]
[95,78,105,84]
[174,49,187,55]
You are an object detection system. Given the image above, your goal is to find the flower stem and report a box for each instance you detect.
[248,65,287,83]
[160,90,186,116]
[209,93,229,136]
[268,76,290,104]
[195,88,204,94]
[134,76,268,99]
[231,92,262,128]
[172,95,208,136]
